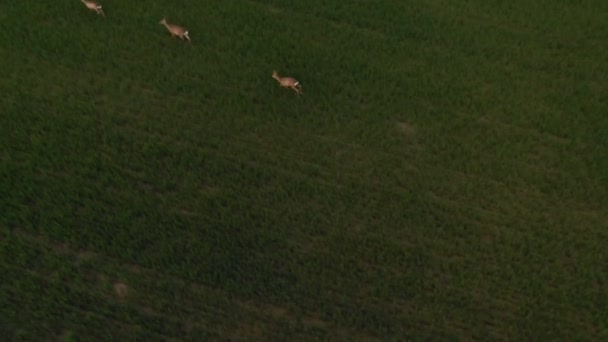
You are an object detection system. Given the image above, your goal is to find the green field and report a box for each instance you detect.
[1,0,607,340]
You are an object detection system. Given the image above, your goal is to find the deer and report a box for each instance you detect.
[80,0,105,16]
[272,70,303,96]
[159,18,190,41]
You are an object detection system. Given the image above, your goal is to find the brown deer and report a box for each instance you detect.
[80,0,105,16]
[159,18,190,41]
[272,70,302,96]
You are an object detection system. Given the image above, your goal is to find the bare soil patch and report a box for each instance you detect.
[396,121,416,137]
[267,5,284,15]
[77,250,97,262]
[114,282,129,298]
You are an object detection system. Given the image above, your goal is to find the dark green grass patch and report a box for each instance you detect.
[1,0,607,340]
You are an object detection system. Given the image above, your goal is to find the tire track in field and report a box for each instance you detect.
[28,77,577,239]
[477,116,570,146]
[3,266,178,341]
[7,228,377,340]
[2,263,180,340]
[138,129,567,227]
[10,50,422,176]
[22,57,582,218]
[72,74,577,206]
[6,46,424,185]
[13,57,579,242]
[244,0,389,41]
[97,117,424,194]
[4,241,282,340]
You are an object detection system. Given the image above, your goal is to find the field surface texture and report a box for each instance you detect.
[1,0,607,340]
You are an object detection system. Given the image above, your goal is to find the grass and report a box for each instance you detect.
[1,0,607,340]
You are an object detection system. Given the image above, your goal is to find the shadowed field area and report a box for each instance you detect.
[1,0,607,340]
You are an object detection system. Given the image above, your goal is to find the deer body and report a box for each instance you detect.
[272,71,302,95]
[81,0,104,16]
[160,18,190,41]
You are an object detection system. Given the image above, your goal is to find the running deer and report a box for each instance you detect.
[80,0,105,16]
[159,18,190,41]
[272,70,303,96]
